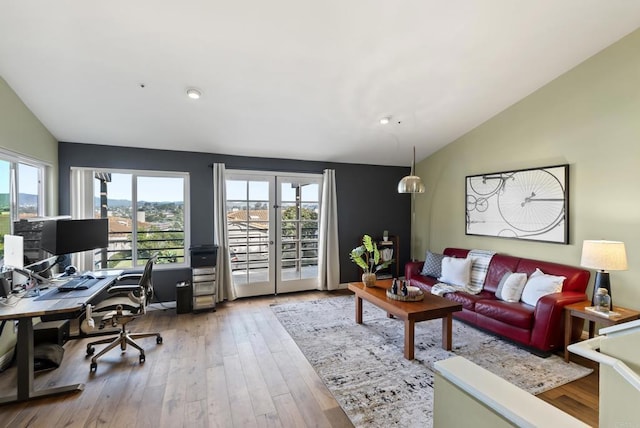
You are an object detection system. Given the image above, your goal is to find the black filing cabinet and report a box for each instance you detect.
[190,245,218,312]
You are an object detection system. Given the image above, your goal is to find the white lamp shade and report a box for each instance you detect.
[580,240,628,271]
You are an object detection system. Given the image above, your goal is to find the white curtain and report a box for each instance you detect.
[70,168,94,272]
[318,169,340,290]
[212,163,237,302]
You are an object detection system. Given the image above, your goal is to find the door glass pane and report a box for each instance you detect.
[280,181,319,281]
[0,160,10,258]
[136,176,185,266]
[17,163,39,219]
[226,179,270,286]
[95,173,133,269]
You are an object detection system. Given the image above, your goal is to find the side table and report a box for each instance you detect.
[564,301,640,362]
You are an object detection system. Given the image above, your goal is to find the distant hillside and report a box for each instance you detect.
[19,193,38,205]
[1,194,182,210]
[93,197,183,207]
[0,193,38,207]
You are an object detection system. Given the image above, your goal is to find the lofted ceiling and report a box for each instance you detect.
[1,1,639,166]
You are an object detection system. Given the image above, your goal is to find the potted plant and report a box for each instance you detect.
[350,234,394,287]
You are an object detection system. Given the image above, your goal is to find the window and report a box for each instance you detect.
[73,168,189,269]
[0,152,46,259]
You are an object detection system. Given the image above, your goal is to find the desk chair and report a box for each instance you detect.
[85,256,163,372]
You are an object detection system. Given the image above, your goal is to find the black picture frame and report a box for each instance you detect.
[465,164,569,244]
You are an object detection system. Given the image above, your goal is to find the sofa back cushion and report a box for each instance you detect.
[443,248,469,259]
[483,255,521,293]
[516,258,590,293]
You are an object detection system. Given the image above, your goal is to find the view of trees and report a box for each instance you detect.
[281,205,318,267]
[98,200,185,268]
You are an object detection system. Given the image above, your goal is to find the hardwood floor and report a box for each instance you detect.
[0,290,599,427]
[538,353,599,427]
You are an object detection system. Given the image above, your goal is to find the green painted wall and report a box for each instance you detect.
[0,76,58,215]
[415,28,640,310]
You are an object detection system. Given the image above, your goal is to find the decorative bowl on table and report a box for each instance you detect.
[386,285,424,302]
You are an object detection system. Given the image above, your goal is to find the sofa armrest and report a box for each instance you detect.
[530,292,588,352]
[405,261,424,280]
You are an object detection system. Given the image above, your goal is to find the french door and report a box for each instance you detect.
[225,171,322,297]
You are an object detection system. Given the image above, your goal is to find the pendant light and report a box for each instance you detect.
[398,146,425,193]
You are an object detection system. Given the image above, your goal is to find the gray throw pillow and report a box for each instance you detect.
[421,251,445,278]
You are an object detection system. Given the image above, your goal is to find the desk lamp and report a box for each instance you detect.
[580,240,628,309]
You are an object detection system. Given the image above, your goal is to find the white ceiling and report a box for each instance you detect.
[1,1,639,166]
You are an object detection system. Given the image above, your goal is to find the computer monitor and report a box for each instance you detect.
[40,218,109,256]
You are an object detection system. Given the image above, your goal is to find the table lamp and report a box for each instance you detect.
[580,240,628,309]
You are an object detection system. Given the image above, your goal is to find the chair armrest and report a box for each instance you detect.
[108,284,142,294]
[116,273,143,283]
[405,261,425,280]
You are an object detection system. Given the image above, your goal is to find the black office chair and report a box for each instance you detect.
[85,255,163,372]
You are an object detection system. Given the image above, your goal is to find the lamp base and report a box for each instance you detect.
[592,270,612,309]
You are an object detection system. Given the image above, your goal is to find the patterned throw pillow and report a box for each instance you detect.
[421,251,445,278]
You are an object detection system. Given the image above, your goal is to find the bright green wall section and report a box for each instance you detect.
[0,76,58,215]
[415,28,640,310]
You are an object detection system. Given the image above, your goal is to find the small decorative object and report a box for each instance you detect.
[380,248,393,262]
[401,280,408,296]
[361,272,376,287]
[350,234,394,287]
[391,278,398,294]
[594,288,612,313]
[383,230,389,241]
[386,284,424,301]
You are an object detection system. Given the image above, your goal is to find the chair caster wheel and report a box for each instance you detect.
[90,362,97,372]
[156,336,163,344]
[86,346,95,356]
[139,354,145,364]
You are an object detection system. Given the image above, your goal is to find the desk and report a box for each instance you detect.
[0,275,117,405]
[564,301,640,363]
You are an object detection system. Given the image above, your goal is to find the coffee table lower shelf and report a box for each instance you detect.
[348,280,463,360]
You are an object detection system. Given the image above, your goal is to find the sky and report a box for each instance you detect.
[98,173,185,202]
[1,164,321,204]
[226,179,319,202]
[0,160,40,194]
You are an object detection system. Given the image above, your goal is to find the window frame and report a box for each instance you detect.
[0,149,47,223]
[72,166,191,270]
[0,149,47,260]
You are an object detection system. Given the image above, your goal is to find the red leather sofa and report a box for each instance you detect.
[405,248,590,355]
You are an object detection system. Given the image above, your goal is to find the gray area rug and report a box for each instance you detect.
[271,295,592,428]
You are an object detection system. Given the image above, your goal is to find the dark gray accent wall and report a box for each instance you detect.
[58,142,411,299]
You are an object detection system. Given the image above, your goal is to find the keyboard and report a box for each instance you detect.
[58,276,100,291]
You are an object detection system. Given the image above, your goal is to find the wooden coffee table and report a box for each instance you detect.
[348,279,463,360]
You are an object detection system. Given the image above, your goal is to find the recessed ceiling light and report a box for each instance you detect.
[187,88,202,99]
[379,116,391,125]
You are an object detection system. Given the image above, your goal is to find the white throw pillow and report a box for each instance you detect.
[521,268,565,306]
[438,257,472,288]
[495,272,528,302]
